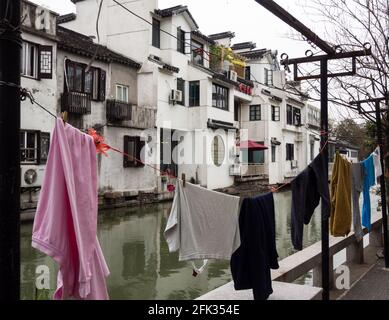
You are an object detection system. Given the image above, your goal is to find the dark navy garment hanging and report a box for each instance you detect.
[230,192,279,300]
[291,153,331,251]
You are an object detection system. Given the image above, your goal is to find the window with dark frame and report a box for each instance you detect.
[350,150,358,158]
[177,27,185,54]
[245,66,251,81]
[38,45,53,79]
[249,105,261,121]
[271,145,276,163]
[123,136,145,168]
[286,143,294,161]
[189,81,200,107]
[286,104,301,126]
[21,41,53,80]
[248,143,265,164]
[287,104,293,125]
[265,68,273,86]
[293,107,301,126]
[65,60,105,101]
[310,141,315,161]
[191,39,204,65]
[21,42,38,78]
[20,130,50,164]
[176,78,185,106]
[152,18,161,48]
[212,83,229,110]
[271,105,280,121]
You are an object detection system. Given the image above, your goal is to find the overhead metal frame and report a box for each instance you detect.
[255,0,373,301]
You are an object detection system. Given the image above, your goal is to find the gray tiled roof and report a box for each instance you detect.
[208,31,235,40]
[154,5,199,29]
[231,42,256,51]
[57,26,141,69]
[57,13,77,24]
[240,49,269,60]
[191,30,215,45]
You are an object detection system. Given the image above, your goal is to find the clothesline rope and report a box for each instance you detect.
[270,133,329,193]
[21,89,181,181]
[22,87,338,193]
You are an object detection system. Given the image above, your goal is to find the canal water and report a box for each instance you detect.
[20,191,323,300]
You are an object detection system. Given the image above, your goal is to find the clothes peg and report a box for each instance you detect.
[182,173,186,187]
[62,111,68,124]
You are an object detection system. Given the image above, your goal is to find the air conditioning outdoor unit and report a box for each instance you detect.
[170,89,183,104]
[229,146,238,158]
[291,160,298,169]
[150,54,161,61]
[228,70,238,82]
[21,165,45,188]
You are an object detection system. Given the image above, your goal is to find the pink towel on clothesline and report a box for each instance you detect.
[32,118,109,300]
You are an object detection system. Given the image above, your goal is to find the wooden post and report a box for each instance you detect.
[0,0,22,300]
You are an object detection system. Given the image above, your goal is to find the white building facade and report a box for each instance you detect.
[63,1,257,191]
[20,0,157,209]
[21,0,322,210]
[230,42,321,185]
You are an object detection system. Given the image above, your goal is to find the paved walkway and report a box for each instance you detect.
[341,258,389,300]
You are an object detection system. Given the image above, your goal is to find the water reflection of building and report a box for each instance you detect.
[97,207,162,299]
[21,192,327,300]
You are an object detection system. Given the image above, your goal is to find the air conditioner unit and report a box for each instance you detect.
[229,146,238,158]
[150,54,161,61]
[291,160,298,169]
[170,89,183,104]
[21,165,45,188]
[228,70,238,82]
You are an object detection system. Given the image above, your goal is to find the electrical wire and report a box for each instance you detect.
[85,0,103,73]
[20,88,181,180]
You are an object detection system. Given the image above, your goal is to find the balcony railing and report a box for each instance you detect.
[61,92,91,115]
[230,163,268,177]
[106,99,132,121]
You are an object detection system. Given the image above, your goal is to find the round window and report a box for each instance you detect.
[211,135,225,167]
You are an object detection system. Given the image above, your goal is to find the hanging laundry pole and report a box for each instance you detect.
[254,0,372,300]
[350,96,389,268]
[0,0,22,299]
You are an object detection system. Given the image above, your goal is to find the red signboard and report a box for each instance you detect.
[238,83,253,95]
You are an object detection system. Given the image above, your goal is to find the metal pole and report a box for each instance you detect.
[320,58,330,300]
[375,101,389,268]
[0,0,22,299]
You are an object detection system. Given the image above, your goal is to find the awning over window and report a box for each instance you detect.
[237,140,268,150]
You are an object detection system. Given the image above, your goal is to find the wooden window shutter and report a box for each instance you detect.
[99,69,106,101]
[124,136,140,167]
[123,135,131,167]
[136,137,145,167]
[38,45,53,79]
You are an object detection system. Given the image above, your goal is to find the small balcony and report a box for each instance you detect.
[106,99,132,121]
[61,92,91,115]
[209,44,247,78]
[230,163,268,177]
